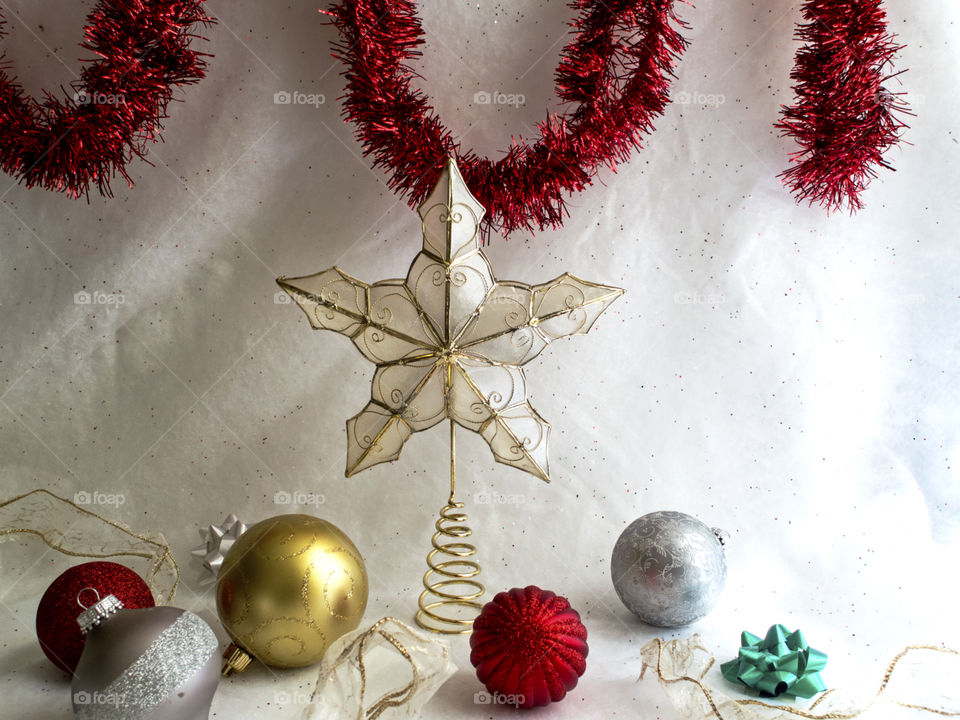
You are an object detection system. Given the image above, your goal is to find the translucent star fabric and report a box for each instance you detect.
[278,160,622,480]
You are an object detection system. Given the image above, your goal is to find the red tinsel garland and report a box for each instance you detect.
[324,0,690,236]
[0,0,213,198]
[776,0,909,212]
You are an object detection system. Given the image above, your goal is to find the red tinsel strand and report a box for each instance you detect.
[326,0,690,236]
[776,0,909,212]
[0,0,213,198]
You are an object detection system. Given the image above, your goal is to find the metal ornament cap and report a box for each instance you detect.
[77,592,124,634]
[221,643,253,676]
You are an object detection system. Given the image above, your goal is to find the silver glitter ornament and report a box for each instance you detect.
[72,593,220,720]
[611,511,727,627]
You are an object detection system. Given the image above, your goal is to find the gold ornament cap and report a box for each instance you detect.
[221,643,253,676]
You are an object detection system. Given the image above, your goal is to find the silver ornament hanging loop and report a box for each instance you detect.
[76,587,101,610]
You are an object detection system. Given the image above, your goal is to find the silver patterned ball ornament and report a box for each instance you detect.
[611,511,727,627]
[71,591,220,720]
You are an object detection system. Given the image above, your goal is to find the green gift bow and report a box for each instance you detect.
[720,624,827,699]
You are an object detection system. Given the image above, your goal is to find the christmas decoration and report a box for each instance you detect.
[776,0,909,212]
[611,510,726,627]
[304,617,457,720]
[277,159,621,633]
[216,514,368,673]
[0,0,213,197]
[721,625,827,699]
[324,0,690,235]
[642,635,960,720]
[36,561,155,674]
[0,489,179,602]
[72,592,220,720]
[191,514,246,578]
[470,586,588,710]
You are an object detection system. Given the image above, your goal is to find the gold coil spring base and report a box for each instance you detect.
[415,421,485,634]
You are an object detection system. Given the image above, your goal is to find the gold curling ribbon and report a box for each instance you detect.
[357,620,418,720]
[305,616,457,720]
[0,488,179,603]
[641,635,960,719]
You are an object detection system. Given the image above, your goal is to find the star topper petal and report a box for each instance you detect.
[277,159,622,482]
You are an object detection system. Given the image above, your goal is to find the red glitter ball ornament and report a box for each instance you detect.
[470,585,588,709]
[35,561,155,673]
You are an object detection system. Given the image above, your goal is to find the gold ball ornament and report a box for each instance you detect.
[216,514,368,674]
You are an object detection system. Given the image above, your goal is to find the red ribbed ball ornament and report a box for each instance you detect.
[35,561,155,673]
[470,585,588,709]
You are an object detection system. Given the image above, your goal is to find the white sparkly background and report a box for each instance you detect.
[1,0,959,718]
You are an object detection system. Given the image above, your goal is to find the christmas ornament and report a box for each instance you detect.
[36,561,155,674]
[304,617,457,720]
[470,586,588,710]
[644,634,960,720]
[324,0,690,235]
[776,0,909,212]
[191,514,246,578]
[721,625,827,699]
[0,0,212,197]
[216,514,368,673]
[277,159,622,633]
[611,510,726,627]
[72,591,220,720]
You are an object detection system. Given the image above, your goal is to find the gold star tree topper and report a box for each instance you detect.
[277,159,622,482]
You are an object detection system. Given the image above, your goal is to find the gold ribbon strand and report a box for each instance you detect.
[0,488,179,603]
[357,618,420,720]
[642,636,960,719]
[308,616,456,720]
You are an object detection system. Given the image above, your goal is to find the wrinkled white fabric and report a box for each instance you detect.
[0,0,958,718]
